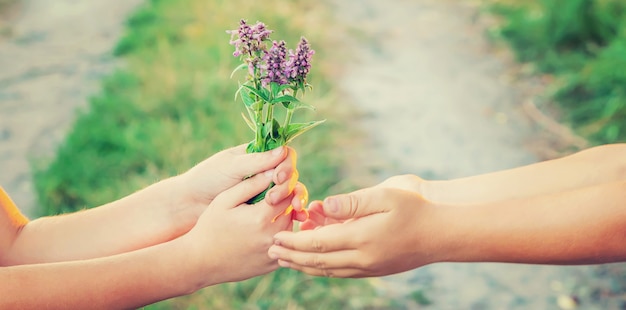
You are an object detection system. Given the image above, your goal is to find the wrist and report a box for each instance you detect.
[419,179,466,205]
[415,178,434,201]
[176,230,225,289]
[414,200,465,264]
[161,175,205,238]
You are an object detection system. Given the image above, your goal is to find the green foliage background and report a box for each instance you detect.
[489,0,626,144]
[32,0,392,308]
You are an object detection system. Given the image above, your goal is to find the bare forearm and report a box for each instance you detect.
[426,144,626,204]
[0,237,201,309]
[6,177,192,265]
[438,180,626,265]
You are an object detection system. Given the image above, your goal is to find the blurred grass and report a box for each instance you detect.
[32,0,393,308]
[0,0,16,10]
[485,0,626,144]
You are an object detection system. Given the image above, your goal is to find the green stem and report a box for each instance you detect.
[254,106,263,151]
[266,103,274,127]
[283,88,298,129]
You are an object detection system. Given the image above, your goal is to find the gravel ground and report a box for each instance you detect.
[331,0,625,309]
[0,0,142,217]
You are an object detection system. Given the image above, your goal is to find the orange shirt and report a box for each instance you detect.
[0,186,28,226]
[0,186,16,209]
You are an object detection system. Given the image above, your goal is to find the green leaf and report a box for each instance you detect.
[265,138,284,150]
[271,95,299,104]
[238,86,256,107]
[243,85,270,102]
[284,120,326,144]
[230,63,248,79]
[246,141,256,154]
[260,122,270,139]
[282,100,315,110]
[251,100,264,111]
[269,82,290,98]
[270,118,281,138]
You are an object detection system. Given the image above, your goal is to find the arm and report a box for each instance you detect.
[269,144,626,277]
[1,164,293,309]
[1,144,304,265]
[423,143,626,204]
[443,180,626,265]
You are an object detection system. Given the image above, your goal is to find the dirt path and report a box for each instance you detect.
[0,0,142,217]
[331,0,622,308]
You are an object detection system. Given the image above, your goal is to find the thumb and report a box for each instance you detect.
[231,146,287,179]
[322,188,389,221]
[212,169,274,209]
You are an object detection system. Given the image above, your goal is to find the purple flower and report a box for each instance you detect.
[227,19,273,58]
[262,40,288,86]
[286,37,315,86]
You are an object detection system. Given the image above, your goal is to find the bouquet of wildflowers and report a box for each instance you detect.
[227,19,324,204]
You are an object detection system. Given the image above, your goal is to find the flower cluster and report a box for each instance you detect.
[228,20,315,94]
[286,37,315,88]
[227,19,324,204]
[227,19,272,58]
[263,40,288,86]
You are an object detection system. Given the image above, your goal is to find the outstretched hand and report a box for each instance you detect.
[268,176,442,278]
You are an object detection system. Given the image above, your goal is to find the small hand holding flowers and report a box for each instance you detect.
[0,143,306,309]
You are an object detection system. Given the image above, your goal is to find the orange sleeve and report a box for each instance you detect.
[0,186,29,227]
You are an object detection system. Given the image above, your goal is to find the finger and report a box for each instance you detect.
[321,188,390,221]
[292,209,310,222]
[223,143,248,155]
[227,146,288,180]
[277,261,365,278]
[272,225,357,253]
[268,193,296,224]
[273,147,297,185]
[290,182,308,211]
[212,169,274,209]
[298,220,317,231]
[298,201,327,230]
[268,245,362,270]
[265,169,299,205]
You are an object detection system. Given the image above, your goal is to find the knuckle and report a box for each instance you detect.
[313,256,326,269]
[347,194,360,217]
[311,238,324,252]
[304,254,326,269]
[323,268,334,278]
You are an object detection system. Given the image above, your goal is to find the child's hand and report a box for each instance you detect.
[183,169,296,285]
[269,183,437,279]
[298,174,424,230]
[169,144,302,234]
[180,144,297,205]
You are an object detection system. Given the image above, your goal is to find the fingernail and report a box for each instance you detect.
[278,260,290,268]
[271,146,285,156]
[264,169,275,178]
[325,197,339,213]
[277,171,287,184]
[268,252,278,259]
[268,191,277,204]
[297,197,306,210]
